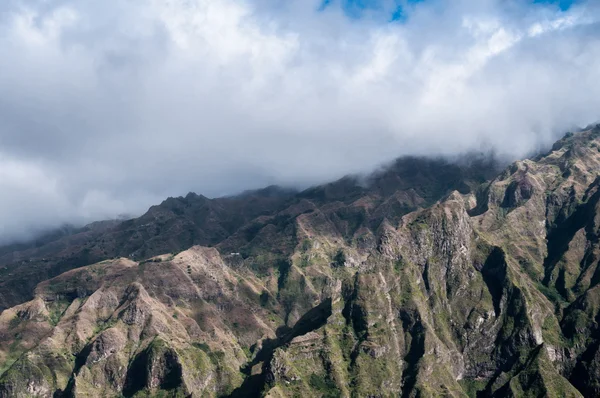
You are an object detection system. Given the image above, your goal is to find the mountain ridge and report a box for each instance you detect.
[2,127,600,396]
[0,154,500,311]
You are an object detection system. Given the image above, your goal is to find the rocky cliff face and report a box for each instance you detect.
[2,128,600,397]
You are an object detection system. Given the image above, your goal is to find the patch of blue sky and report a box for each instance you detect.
[390,0,424,22]
[318,0,398,19]
[533,0,578,11]
[318,0,579,21]
[317,0,424,21]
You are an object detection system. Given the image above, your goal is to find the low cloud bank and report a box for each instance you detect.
[0,0,599,242]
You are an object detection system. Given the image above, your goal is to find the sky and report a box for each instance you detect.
[0,0,599,243]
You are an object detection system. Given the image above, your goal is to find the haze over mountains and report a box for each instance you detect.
[0,152,500,311]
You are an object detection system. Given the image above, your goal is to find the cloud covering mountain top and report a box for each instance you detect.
[0,0,599,243]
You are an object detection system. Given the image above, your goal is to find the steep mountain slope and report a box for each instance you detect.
[0,156,496,311]
[0,187,296,311]
[4,128,600,397]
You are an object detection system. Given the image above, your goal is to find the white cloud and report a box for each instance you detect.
[0,0,599,242]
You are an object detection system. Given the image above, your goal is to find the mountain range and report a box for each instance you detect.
[2,127,600,397]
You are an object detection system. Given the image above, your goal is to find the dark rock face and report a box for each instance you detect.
[502,177,535,208]
[122,341,184,397]
[4,128,600,397]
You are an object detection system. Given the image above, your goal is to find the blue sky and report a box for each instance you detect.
[318,0,423,20]
[534,0,577,11]
[320,0,578,20]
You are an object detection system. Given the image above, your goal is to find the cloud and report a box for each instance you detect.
[0,0,599,243]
